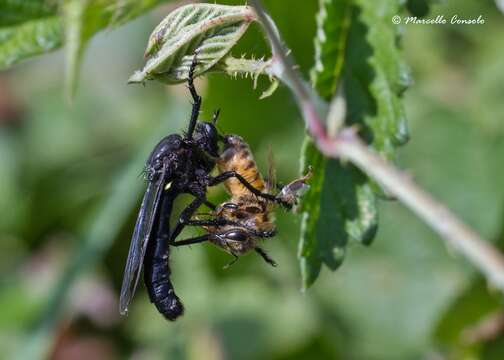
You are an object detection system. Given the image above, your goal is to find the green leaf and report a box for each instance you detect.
[311,0,352,99]
[434,219,504,356]
[299,138,378,288]
[406,0,433,18]
[0,0,170,95]
[63,0,100,100]
[299,0,411,286]
[62,0,172,99]
[109,0,171,27]
[434,278,502,355]
[128,4,256,84]
[0,0,57,26]
[300,0,355,287]
[344,0,411,158]
[0,15,62,70]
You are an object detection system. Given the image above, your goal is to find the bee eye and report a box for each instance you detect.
[222,202,239,209]
[244,206,261,214]
[224,230,249,242]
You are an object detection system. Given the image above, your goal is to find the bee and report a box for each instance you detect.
[172,135,311,267]
[208,134,278,266]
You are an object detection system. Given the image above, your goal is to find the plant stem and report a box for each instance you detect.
[250,0,504,292]
[335,131,504,288]
[213,55,272,78]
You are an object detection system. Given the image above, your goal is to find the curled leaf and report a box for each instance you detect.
[128,4,257,84]
[259,77,279,99]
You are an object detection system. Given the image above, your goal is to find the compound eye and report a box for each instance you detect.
[200,122,217,142]
[224,230,249,242]
[207,123,218,138]
[222,202,239,210]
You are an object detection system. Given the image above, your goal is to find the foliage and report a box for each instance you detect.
[299,0,410,286]
[0,0,61,70]
[129,4,255,84]
[298,139,377,286]
[0,0,171,98]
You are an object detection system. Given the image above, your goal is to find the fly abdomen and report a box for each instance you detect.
[144,247,184,321]
[143,190,184,321]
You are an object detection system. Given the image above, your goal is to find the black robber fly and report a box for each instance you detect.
[119,56,288,321]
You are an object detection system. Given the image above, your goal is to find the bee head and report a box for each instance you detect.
[222,134,245,150]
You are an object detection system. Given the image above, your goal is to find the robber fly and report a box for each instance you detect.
[120,56,289,321]
[171,135,311,267]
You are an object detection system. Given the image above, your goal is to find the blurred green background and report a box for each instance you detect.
[1,0,504,359]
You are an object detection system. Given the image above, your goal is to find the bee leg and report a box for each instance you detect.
[255,247,277,267]
[172,234,212,247]
[183,218,237,227]
[170,196,205,242]
[223,254,239,270]
[209,171,292,209]
[185,53,201,140]
[253,229,277,238]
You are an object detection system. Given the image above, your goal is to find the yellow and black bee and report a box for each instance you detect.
[173,135,311,267]
[209,134,278,265]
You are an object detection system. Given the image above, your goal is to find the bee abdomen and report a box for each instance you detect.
[219,137,265,196]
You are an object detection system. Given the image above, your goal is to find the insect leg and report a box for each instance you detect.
[203,199,217,210]
[169,196,205,242]
[182,218,237,227]
[223,254,239,269]
[186,54,201,140]
[251,229,277,238]
[172,234,212,247]
[255,247,278,267]
[209,171,292,208]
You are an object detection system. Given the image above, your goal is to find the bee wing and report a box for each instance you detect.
[278,168,313,205]
[266,145,276,192]
[119,172,166,315]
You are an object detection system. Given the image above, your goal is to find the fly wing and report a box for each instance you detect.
[119,172,166,315]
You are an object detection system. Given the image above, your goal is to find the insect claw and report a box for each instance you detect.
[222,255,239,269]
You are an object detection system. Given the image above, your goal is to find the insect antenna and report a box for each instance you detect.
[212,109,220,124]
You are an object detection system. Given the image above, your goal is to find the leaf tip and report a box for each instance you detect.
[259,78,279,99]
[128,71,146,84]
[300,256,322,290]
